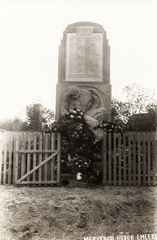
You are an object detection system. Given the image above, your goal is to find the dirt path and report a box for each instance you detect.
[0,184,157,240]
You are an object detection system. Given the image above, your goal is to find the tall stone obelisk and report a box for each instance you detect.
[56,22,111,122]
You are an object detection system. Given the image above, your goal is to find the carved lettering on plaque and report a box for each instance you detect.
[66,27,103,82]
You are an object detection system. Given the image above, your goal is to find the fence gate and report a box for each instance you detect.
[0,132,61,185]
[102,132,157,186]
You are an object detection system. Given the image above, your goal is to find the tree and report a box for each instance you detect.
[111,84,157,125]
[42,107,55,128]
[25,103,42,131]
[0,103,55,131]
[0,118,23,131]
[123,83,157,114]
[24,103,55,131]
[0,119,13,131]
[111,98,131,124]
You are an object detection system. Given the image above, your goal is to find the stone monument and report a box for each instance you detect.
[56,22,111,139]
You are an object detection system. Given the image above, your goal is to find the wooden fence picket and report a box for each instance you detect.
[123,133,126,185]
[113,133,116,185]
[51,133,55,182]
[102,133,106,185]
[3,132,7,184]
[44,133,48,182]
[108,133,112,185]
[21,133,25,179]
[57,133,61,184]
[13,133,17,184]
[38,133,42,182]
[147,133,151,185]
[137,133,141,186]
[118,134,121,185]
[47,133,51,181]
[8,134,13,184]
[26,133,31,181]
[14,135,19,183]
[33,133,37,182]
[132,133,136,185]
[143,133,146,185]
[128,133,131,185]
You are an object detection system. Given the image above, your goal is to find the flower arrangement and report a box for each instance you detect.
[47,108,101,178]
[65,108,84,122]
[67,154,91,174]
[96,120,124,134]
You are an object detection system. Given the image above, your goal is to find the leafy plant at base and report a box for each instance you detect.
[46,108,102,179]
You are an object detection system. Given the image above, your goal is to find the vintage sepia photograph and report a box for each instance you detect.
[0,0,157,239]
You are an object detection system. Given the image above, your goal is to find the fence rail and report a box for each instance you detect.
[102,132,157,186]
[0,131,157,186]
[0,131,61,185]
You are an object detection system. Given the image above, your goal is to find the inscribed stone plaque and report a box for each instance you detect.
[56,22,111,121]
[66,27,103,82]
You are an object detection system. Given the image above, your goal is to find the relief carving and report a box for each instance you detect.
[61,86,107,139]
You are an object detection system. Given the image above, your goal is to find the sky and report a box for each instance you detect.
[0,0,157,120]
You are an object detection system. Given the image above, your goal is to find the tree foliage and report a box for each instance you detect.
[0,119,14,131]
[111,84,157,125]
[42,107,55,128]
[111,98,131,124]
[0,103,55,131]
[25,103,55,131]
[123,83,157,114]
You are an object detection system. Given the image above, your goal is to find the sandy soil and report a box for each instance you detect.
[0,182,157,240]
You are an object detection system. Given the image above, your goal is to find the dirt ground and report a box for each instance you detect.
[0,181,157,240]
